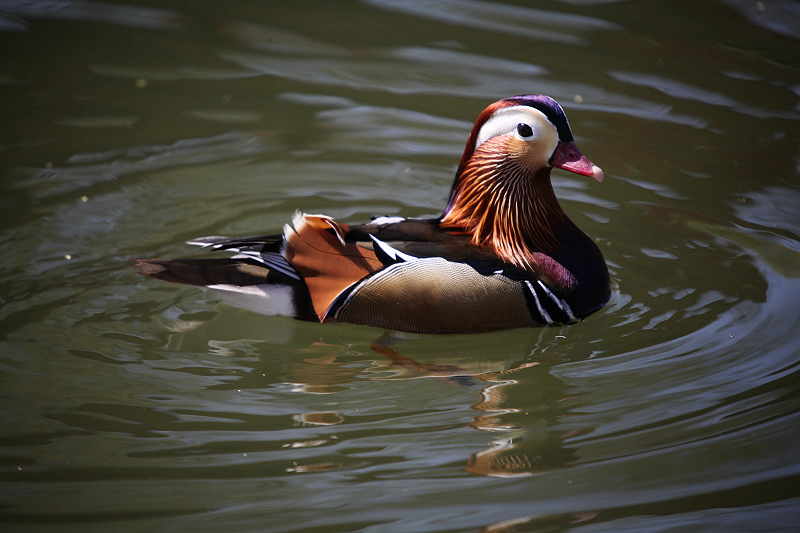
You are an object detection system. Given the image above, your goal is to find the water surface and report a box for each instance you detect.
[1,0,800,531]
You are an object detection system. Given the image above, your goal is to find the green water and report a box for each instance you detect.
[1,0,799,531]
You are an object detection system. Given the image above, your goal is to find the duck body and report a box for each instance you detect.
[135,95,610,334]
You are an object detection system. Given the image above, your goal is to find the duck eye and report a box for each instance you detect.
[517,123,533,137]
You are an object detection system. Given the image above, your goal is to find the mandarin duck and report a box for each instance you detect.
[135,95,610,334]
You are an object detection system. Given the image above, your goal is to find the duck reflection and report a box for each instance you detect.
[158,309,592,477]
[465,366,584,478]
[285,328,586,478]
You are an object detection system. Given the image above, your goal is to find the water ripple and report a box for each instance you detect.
[364,0,619,45]
[12,131,272,198]
[0,0,181,32]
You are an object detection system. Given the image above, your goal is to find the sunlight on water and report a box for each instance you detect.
[1,0,799,531]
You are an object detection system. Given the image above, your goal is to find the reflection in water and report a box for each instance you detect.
[466,368,581,478]
[214,329,595,479]
[174,182,799,481]
[2,0,800,529]
[364,337,585,478]
[282,344,364,395]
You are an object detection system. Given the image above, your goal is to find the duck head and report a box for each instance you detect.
[440,94,603,270]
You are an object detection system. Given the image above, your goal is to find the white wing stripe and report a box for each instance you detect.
[369,235,418,262]
[524,281,553,325]
[537,280,576,322]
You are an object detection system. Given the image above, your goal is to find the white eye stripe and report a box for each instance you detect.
[475,106,553,148]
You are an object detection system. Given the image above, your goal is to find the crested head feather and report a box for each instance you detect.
[450,95,574,185]
[501,94,574,142]
[441,95,580,270]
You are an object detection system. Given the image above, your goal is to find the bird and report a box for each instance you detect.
[134,94,610,334]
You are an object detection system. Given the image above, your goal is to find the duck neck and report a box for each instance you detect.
[440,149,570,271]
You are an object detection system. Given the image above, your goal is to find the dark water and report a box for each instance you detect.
[2,0,800,531]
